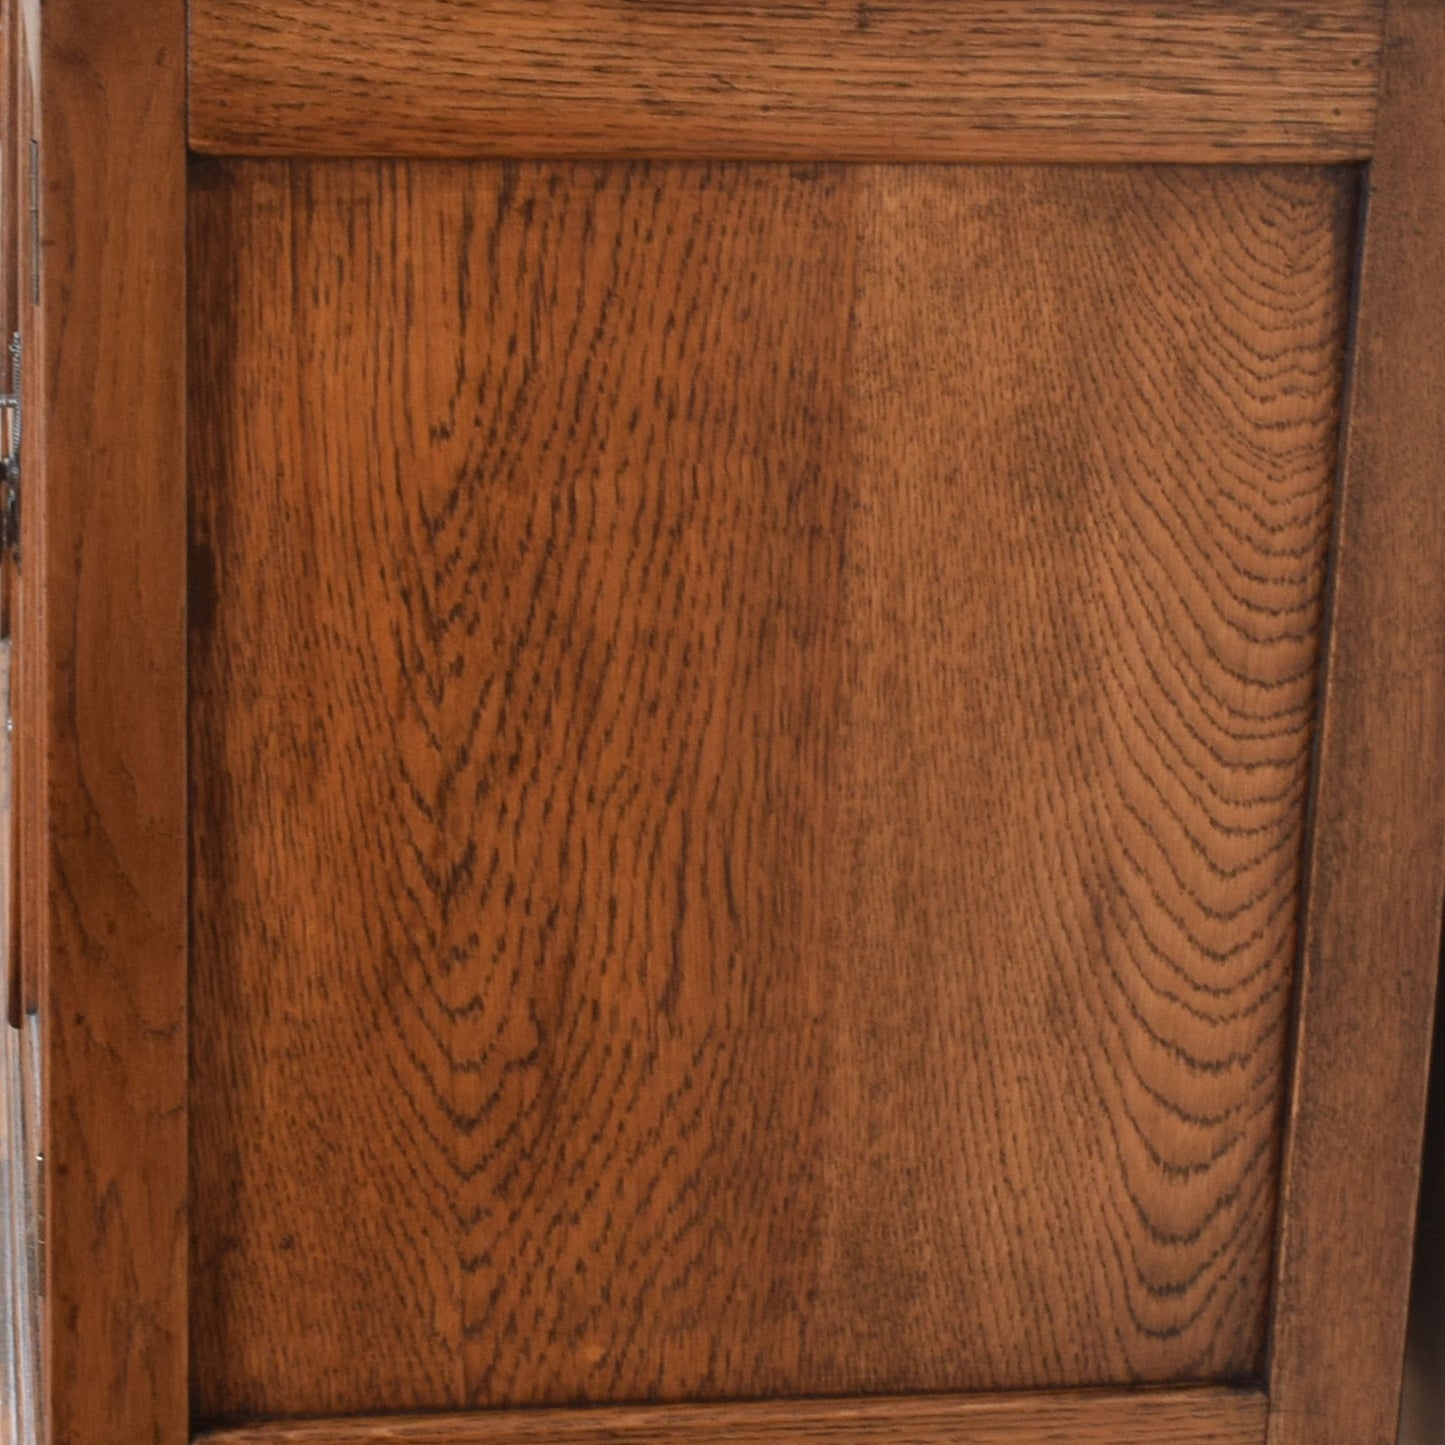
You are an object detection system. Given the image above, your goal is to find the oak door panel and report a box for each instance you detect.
[188,161,1354,1423]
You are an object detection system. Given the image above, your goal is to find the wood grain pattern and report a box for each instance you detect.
[188,160,1353,1422]
[193,1386,1268,1445]
[187,0,1384,163]
[38,0,189,1442]
[1266,2,1445,1442]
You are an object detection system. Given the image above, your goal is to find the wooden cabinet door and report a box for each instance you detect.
[9,3,1445,1445]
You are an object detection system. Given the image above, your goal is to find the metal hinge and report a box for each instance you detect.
[0,333,19,562]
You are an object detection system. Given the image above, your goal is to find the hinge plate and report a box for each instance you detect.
[0,332,19,563]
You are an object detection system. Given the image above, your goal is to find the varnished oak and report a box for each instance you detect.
[193,1387,1267,1445]
[189,160,1352,1421]
[1266,2,1445,1442]
[188,0,1384,162]
[38,0,188,1442]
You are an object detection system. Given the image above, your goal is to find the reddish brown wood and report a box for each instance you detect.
[36,0,189,1442]
[1266,2,1445,1443]
[193,1387,1268,1445]
[188,160,1352,1421]
[187,0,1384,162]
[0,0,1436,1437]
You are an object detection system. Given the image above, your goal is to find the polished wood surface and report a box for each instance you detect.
[194,1387,1268,1445]
[1266,1,1445,1441]
[188,0,1384,162]
[37,0,189,1442]
[188,160,1352,1422]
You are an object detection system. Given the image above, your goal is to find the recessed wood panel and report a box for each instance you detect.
[188,160,1354,1422]
[187,0,1384,163]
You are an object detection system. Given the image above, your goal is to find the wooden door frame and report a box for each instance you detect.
[1265,1,1445,1439]
[33,0,188,1442]
[24,0,1445,1442]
